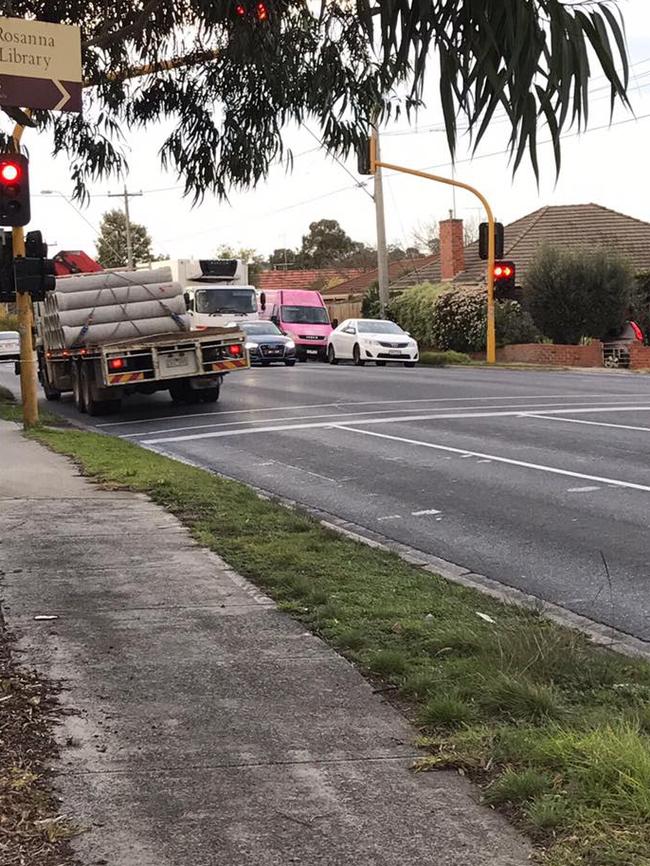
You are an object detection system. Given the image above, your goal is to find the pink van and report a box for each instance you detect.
[258,289,332,361]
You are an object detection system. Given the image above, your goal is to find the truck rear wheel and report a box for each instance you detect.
[81,362,120,416]
[72,362,86,413]
[199,386,221,403]
[38,353,61,401]
[169,382,200,404]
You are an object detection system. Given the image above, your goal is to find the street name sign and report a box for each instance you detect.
[0,17,82,112]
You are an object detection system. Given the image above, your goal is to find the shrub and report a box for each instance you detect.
[631,272,650,343]
[419,350,472,366]
[0,311,18,331]
[361,282,381,319]
[429,288,538,352]
[387,282,447,346]
[495,299,540,346]
[523,245,634,344]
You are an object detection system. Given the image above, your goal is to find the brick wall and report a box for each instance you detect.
[628,343,650,369]
[439,218,465,281]
[492,342,604,367]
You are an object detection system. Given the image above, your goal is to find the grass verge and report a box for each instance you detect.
[0,385,66,426]
[25,425,650,865]
[419,350,472,366]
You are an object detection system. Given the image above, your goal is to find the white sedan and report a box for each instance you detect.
[0,330,19,362]
[327,319,419,367]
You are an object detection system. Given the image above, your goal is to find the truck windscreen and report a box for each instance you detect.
[281,306,329,324]
[195,288,256,314]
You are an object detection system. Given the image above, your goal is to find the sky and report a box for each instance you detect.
[16,0,650,263]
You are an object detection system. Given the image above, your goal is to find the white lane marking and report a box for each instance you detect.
[524,413,650,433]
[97,392,623,429]
[567,486,601,493]
[122,399,601,439]
[412,508,441,516]
[478,459,492,463]
[140,404,650,445]
[334,425,650,494]
[377,514,402,521]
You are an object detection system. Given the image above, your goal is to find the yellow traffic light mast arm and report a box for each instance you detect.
[370,133,497,364]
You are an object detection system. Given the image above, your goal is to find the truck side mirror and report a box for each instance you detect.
[184,292,193,311]
[271,314,279,326]
[331,318,339,328]
[260,291,266,312]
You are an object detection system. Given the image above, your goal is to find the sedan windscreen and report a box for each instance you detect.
[357,321,404,334]
[243,322,282,336]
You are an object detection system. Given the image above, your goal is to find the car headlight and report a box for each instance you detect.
[285,340,295,349]
[244,341,257,350]
[363,338,380,346]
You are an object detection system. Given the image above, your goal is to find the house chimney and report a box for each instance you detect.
[439,217,464,280]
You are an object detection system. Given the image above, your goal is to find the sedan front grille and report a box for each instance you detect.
[379,341,409,349]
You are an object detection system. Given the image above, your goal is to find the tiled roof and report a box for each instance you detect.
[322,254,439,297]
[257,268,365,292]
[391,204,650,290]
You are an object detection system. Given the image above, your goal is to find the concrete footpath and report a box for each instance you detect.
[0,420,530,866]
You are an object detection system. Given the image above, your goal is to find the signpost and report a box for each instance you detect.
[0,16,82,427]
[0,17,82,112]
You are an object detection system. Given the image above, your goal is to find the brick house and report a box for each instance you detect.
[391,203,650,290]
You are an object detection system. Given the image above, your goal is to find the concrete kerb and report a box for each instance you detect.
[165,451,650,664]
[17,426,650,665]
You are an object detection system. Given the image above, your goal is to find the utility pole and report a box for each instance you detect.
[372,127,390,316]
[107,184,143,269]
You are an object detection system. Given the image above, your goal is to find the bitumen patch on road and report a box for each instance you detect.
[9,419,650,866]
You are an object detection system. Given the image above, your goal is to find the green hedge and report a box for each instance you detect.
[524,245,633,344]
[388,283,539,352]
[419,350,472,366]
[0,311,18,331]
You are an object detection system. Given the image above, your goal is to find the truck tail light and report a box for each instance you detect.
[108,357,126,371]
[228,344,243,357]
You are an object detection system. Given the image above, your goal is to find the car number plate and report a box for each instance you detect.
[161,351,198,376]
[167,353,190,368]
[389,349,401,355]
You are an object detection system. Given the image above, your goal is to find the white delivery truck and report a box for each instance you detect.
[151,258,258,329]
[32,266,249,416]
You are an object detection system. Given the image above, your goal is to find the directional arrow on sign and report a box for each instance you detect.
[0,17,82,114]
[0,75,82,112]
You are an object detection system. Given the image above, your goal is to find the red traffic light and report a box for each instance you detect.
[494,264,513,278]
[256,2,269,20]
[235,3,246,15]
[0,161,20,183]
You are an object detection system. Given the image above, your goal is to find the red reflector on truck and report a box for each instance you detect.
[108,357,125,371]
[228,344,242,357]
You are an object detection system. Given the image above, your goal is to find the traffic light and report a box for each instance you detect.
[0,229,15,302]
[479,221,504,260]
[0,154,30,227]
[14,230,56,302]
[233,1,270,21]
[493,261,516,299]
[357,136,375,175]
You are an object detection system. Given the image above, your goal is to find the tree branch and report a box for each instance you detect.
[82,0,166,50]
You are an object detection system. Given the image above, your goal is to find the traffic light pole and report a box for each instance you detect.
[369,147,497,364]
[11,118,39,427]
[371,128,390,315]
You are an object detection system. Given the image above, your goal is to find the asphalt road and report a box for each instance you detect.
[3,360,650,641]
